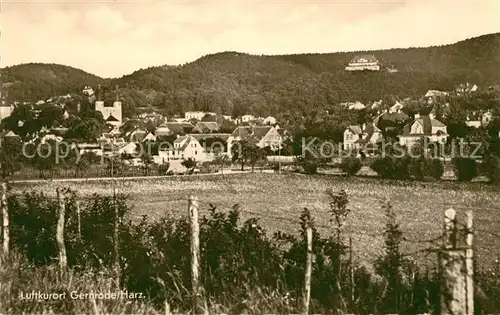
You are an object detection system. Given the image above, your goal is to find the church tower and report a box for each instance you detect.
[112,85,122,126]
[94,84,122,127]
[95,84,104,112]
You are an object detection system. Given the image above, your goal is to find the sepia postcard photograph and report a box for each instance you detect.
[0,0,499,314]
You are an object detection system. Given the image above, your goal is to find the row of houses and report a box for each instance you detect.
[89,124,284,164]
[343,111,449,150]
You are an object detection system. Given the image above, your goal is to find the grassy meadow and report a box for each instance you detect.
[13,173,500,268]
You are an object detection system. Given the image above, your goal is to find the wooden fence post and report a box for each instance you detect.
[188,195,202,314]
[113,188,121,286]
[76,200,81,239]
[303,222,313,315]
[1,182,9,257]
[439,208,473,315]
[56,188,67,272]
[465,209,474,315]
[349,236,354,305]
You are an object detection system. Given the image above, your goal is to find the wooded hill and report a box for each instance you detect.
[2,33,499,118]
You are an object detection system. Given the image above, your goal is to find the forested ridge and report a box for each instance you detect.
[1,33,499,118]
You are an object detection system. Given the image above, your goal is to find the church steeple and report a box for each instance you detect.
[96,84,102,101]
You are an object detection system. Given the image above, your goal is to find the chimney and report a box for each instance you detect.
[414,113,420,119]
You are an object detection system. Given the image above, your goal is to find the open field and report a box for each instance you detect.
[12,173,500,267]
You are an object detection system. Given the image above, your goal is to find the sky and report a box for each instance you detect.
[1,0,499,78]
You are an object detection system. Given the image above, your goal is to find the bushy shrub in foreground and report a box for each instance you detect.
[452,157,477,182]
[482,154,500,185]
[370,156,411,180]
[340,157,362,176]
[409,157,444,181]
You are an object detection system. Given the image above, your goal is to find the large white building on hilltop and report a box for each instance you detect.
[95,85,122,127]
[345,55,380,71]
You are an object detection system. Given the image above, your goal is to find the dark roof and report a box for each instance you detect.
[373,112,409,128]
[128,128,147,142]
[347,125,362,135]
[193,122,219,133]
[0,130,19,138]
[188,133,230,142]
[400,116,447,137]
[252,126,273,139]
[106,115,119,122]
[161,122,194,134]
[350,54,378,63]
[231,126,273,142]
[231,126,252,138]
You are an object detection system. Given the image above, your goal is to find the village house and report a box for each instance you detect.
[425,90,449,104]
[341,101,366,110]
[399,113,448,147]
[185,111,216,121]
[192,121,220,133]
[263,116,277,125]
[188,133,231,160]
[455,83,478,95]
[82,86,94,96]
[124,127,157,142]
[228,125,283,157]
[155,122,194,137]
[343,125,363,150]
[240,114,256,123]
[389,101,404,113]
[345,55,380,71]
[465,110,493,128]
[343,123,383,151]
[159,135,205,162]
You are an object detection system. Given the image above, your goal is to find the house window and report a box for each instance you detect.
[195,151,197,155]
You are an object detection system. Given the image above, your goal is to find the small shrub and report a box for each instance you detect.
[452,157,477,182]
[371,156,410,180]
[302,161,318,174]
[340,157,362,176]
[425,159,444,180]
[482,155,500,185]
[157,163,170,175]
[409,158,444,181]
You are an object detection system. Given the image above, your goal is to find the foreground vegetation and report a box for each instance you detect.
[14,173,500,267]
[2,184,500,314]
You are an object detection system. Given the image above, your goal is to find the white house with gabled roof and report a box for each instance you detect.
[159,135,205,161]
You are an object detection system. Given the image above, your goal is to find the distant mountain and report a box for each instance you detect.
[2,33,499,117]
